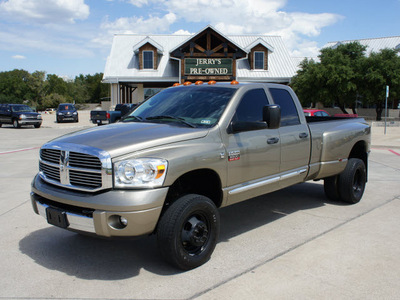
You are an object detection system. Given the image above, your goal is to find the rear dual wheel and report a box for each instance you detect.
[157,194,220,270]
[324,158,366,204]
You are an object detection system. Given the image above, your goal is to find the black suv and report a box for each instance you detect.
[56,103,78,123]
[0,104,42,128]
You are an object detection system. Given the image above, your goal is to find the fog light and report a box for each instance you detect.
[119,216,128,227]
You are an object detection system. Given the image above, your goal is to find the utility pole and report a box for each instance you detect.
[385,85,389,135]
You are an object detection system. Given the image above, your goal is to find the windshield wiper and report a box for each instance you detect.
[122,115,143,122]
[145,115,196,128]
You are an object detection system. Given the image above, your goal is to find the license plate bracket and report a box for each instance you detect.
[46,207,69,228]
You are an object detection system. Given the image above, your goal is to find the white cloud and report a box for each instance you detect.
[12,54,26,59]
[158,0,342,56]
[0,0,90,24]
[173,29,192,35]
[92,12,177,47]
[128,0,149,7]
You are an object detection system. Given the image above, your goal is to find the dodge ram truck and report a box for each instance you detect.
[31,82,371,270]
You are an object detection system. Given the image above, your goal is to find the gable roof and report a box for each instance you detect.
[132,36,164,54]
[169,25,247,57]
[244,38,275,52]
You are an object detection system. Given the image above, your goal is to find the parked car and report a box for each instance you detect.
[303,109,330,117]
[56,103,78,123]
[90,103,137,125]
[0,104,42,128]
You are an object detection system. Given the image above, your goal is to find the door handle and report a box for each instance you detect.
[299,132,309,139]
[267,137,280,144]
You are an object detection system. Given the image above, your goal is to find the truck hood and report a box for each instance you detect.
[49,122,209,158]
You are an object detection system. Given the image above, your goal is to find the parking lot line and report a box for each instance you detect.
[389,149,400,157]
[0,146,40,155]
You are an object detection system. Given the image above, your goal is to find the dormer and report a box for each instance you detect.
[133,37,164,70]
[246,38,274,71]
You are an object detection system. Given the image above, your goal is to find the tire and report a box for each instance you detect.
[157,194,220,270]
[337,158,366,204]
[324,175,340,201]
[34,124,41,128]
[13,119,21,128]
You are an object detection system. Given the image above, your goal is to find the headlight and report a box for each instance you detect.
[37,115,42,119]
[73,112,77,115]
[114,158,167,188]
[19,114,27,119]
[58,112,63,115]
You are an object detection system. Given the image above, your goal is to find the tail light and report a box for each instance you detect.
[106,113,110,119]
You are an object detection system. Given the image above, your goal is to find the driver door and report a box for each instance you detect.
[225,88,281,205]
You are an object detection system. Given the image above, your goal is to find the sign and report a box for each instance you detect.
[386,85,389,98]
[184,58,233,76]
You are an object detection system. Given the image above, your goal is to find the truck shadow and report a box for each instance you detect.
[19,182,338,279]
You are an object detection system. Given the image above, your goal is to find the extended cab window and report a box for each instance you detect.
[269,88,300,126]
[234,89,269,123]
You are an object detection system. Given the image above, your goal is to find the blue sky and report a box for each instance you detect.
[0,0,399,78]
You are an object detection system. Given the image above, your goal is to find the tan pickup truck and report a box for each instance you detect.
[31,82,371,270]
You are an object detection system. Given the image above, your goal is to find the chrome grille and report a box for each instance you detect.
[39,145,112,192]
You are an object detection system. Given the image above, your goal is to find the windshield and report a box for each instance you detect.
[58,104,75,111]
[11,105,34,112]
[123,86,236,128]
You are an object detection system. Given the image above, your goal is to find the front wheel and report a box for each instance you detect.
[13,119,21,128]
[157,194,220,270]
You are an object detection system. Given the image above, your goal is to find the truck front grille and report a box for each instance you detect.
[39,146,112,192]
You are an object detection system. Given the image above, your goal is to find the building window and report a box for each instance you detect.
[254,51,265,70]
[143,51,154,69]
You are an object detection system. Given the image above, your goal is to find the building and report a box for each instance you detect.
[324,36,400,56]
[102,25,298,106]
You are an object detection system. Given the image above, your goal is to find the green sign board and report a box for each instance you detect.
[184,58,233,76]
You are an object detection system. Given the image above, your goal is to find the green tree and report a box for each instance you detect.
[26,71,46,107]
[291,42,367,114]
[0,69,31,103]
[291,59,325,107]
[318,42,367,114]
[46,74,68,96]
[361,49,400,120]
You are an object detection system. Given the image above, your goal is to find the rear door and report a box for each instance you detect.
[268,87,311,188]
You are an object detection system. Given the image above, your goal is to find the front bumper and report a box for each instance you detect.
[58,115,77,122]
[31,174,168,237]
[20,119,42,126]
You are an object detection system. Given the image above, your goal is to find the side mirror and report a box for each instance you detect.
[263,105,281,129]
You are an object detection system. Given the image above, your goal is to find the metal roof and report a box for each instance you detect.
[103,31,298,83]
[324,36,400,55]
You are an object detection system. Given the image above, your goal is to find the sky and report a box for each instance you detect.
[0,0,399,79]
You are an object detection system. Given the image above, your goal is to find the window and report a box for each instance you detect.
[269,88,300,126]
[235,89,269,123]
[143,51,154,69]
[254,51,265,70]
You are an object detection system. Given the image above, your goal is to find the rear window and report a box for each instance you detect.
[269,88,300,126]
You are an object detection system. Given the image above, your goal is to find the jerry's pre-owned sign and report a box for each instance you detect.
[184,58,233,75]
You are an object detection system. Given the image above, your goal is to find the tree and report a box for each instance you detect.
[291,59,325,107]
[0,69,31,103]
[291,42,367,114]
[361,49,400,120]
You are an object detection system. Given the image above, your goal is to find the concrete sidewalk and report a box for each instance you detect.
[194,198,400,299]
[371,122,400,149]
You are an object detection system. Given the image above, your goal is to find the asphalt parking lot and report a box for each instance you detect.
[0,115,399,299]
